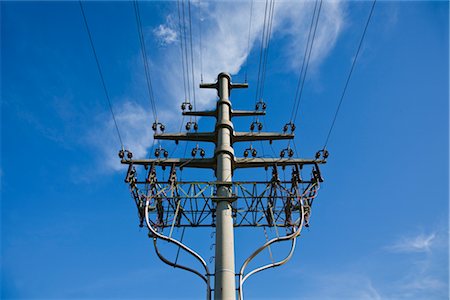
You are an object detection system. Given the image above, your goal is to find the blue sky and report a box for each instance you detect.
[1,1,449,299]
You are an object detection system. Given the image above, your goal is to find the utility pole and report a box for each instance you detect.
[209,73,238,299]
[119,72,328,299]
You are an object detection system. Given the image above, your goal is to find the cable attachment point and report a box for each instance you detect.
[315,149,329,160]
[255,99,267,111]
[250,121,263,132]
[283,122,296,133]
[243,145,257,158]
[154,145,169,158]
[191,145,206,158]
[280,147,294,158]
[152,122,165,133]
[181,101,193,111]
[118,149,133,160]
[185,121,199,132]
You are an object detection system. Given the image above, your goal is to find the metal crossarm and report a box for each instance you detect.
[183,110,266,118]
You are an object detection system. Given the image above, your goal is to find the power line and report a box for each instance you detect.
[79,1,124,149]
[291,0,323,124]
[188,0,197,111]
[258,0,276,100]
[181,0,192,103]
[289,0,320,122]
[254,0,270,105]
[198,0,204,83]
[177,0,188,102]
[323,0,377,149]
[133,0,158,122]
[244,0,254,83]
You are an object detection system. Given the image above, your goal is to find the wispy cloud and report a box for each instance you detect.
[387,232,436,253]
[86,100,176,172]
[153,22,177,46]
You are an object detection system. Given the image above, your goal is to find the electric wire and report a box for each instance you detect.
[289,0,319,122]
[322,0,377,149]
[258,0,276,101]
[291,0,322,124]
[188,0,197,111]
[133,0,158,122]
[181,0,192,103]
[254,0,270,106]
[79,1,124,149]
[244,0,254,83]
[198,0,204,83]
[177,0,188,103]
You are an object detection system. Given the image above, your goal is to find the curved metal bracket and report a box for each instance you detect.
[238,182,319,300]
[152,238,212,300]
[145,197,212,300]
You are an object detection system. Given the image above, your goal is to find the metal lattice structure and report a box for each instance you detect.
[119,73,327,300]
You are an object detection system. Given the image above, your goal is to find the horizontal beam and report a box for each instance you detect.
[232,110,266,117]
[233,132,294,142]
[121,158,215,169]
[155,131,292,143]
[182,110,266,118]
[121,157,325,170]
[234,158,326,169]
[182,110,216,117]
[154,132,215,143]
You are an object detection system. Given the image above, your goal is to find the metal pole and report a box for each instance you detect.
[214,72,236,300]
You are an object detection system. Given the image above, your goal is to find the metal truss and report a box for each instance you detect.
[123,158,323,300]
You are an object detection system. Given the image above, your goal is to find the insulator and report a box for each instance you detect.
[191,149,197,157]
[283,125,288,133]
[118,150,124,159]
[291,123,296,131]
[258,123,263,131]
[163,150,169,158]
[181,103,186,110]
[315,151,320,159]
[200,149,205,157]
[256,100,267,111]
[244,150,249,157]
[252,149,257,157]
[152,123,157,131]
[323,150,329,158]
[155,149,160,157]
[250,123,255,131]
[127,151,133,159]
[188,104,193,110]
[280,150,285,158]
[288,149,294,157]
[193,123,198,131]
[186,123,191,130]
[160,124,165,132]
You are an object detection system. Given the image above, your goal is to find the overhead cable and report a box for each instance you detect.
[322,0,377,149]
[290,0,323,124]
[133,0,159,122]
[244,0,254,83]
[177,0,188,102]
[188,0,197,111]
[79,1,124,149]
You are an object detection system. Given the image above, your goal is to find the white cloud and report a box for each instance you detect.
[153,24,177,45]
[150,1,345,111]
[387,233,436,253]
[87,100,175,172]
